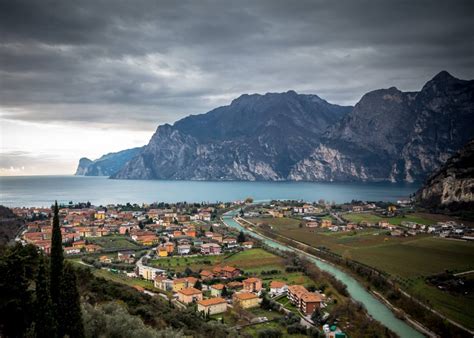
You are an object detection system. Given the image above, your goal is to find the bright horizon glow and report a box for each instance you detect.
[0,117,151,176]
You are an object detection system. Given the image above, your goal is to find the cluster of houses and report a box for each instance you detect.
[16,203,248,256]
[152,265,324,317]
[428,221,472,240]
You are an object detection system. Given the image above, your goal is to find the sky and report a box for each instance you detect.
[1,0,474,176]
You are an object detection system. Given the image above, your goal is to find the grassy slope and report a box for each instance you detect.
[86,235,140,250]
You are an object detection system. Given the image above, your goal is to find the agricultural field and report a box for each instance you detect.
[246,216,474,329]
[149,253,223,271]
[350,237,474,278]
[86,234,140,250]
[406,278,474,330]
[246,217,303,231]
[341,212,439,226]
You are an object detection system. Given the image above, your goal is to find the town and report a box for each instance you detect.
[14,201,352,337]
[11,198,474,337]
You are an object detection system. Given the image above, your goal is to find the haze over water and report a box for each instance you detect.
[0,176,419,207]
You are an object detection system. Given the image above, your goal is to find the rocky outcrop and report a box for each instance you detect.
[291,71,474,182]
[415,139,474,212]
[75,147,143,177]
[75,157,93,175]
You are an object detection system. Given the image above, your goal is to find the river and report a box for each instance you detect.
[222,210,425,338]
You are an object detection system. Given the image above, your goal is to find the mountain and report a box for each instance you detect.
[75,158,93,175]
[112,91,351,180]
[75,147,143,177]
[415,139,474,213]
[86,71,473,182]
[288,71,474,182]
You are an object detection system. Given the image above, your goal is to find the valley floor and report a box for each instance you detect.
[245,214,474,330]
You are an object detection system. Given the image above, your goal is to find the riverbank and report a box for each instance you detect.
[232,215,433,337]
[238,214,474,336]
[222,210,425,338]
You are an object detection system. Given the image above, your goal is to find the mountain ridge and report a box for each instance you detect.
[75,147,143,176]
[76,71,474,183]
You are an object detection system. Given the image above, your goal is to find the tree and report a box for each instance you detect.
[237,230,246,243]
[260,295,271,310]
[0,246,33,337]
[50,201,63,308]
[59,263,85,338]
[194,280,202,290]
[35,257,57,338]
[221,286,229,297]
[311,308,323,325]
[209,225,214,233]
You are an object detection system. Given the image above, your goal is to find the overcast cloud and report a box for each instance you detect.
[1,0,474,174]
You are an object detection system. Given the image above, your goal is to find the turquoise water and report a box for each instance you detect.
[222,210,424,338]
[0,175,418,207]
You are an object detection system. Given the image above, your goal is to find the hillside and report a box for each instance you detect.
[0,206,24,245]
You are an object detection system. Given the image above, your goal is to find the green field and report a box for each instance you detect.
[350,237,474,278]
[247,217,303,231]
[247,216,474,329]
[86,235,140,250]
[341,212,438,226]
[241,320,307,338]
[406,278,474,330]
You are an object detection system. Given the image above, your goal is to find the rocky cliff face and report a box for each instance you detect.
[75,147,143,177]
[112,91,351,180]
[92,71,473,182]
[290,71,474,182]
[75,158,93,175]
[415,139,474,211]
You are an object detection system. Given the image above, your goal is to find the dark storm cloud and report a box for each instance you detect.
[1,0,473,130]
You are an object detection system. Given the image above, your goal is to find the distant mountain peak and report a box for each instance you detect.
[432,70,455,81]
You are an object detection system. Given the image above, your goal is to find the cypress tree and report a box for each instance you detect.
[50,201,63,307]
[35,257,57,338]
[237,230,246,243]
[59,263,85,338]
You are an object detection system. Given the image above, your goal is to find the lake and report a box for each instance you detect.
[0,175,419,207]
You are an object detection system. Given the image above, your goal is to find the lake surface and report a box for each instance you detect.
[0,175,419,207]
[222,210,424,338]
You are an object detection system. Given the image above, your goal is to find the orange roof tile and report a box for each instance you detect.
[211,283,225,290]
[270,281,287,288]
[178,287,202,296]
[234,292,258,300]
[198,297,226,306]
